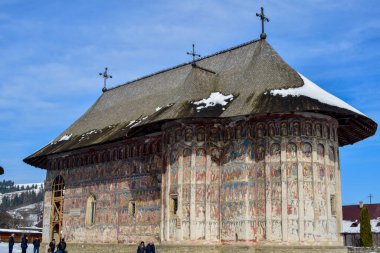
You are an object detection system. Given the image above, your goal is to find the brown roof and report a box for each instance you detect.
[343,204,380,221]
[24,39,377,169]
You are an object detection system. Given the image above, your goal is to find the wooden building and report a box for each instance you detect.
[342,203,380,247]
[0,228,42,243]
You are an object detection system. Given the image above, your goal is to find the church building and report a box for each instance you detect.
[24,21,377,253]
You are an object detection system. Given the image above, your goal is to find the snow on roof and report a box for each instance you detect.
[17,226,42,231]
[342,220,360,233]
[192,92,234,112]
[58,134,72,142]
[0,228,42,234]
[269,73,364,116]
[50,133,72,145]
[342,218,380,233]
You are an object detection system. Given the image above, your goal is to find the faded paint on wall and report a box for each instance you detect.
[43,113,342,246]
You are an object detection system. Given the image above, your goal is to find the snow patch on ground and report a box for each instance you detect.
[0,243,34,253]
[268,73,364,116]
[192,92,234,112]
[7,202,43,225]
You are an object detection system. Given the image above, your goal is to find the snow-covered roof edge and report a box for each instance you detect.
[0,228,42,234]
[269,73,364,116]
[342,219,380,233]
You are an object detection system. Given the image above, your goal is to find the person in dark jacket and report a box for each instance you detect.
[33,237,41,253]
[48,239,56,253]
[8,233,15,253]
[137,241,145,253]
[57,238,67,253]
[20,234,28,253]
[146,241,156,253]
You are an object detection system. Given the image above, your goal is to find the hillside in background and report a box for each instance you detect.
[0,180,44,228]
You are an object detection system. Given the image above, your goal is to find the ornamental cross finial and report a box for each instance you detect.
[256,7,269,39]
[99,67,112,92]
[187,43,201,66]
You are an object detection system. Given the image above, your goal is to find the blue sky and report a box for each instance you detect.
[0,0,379,205]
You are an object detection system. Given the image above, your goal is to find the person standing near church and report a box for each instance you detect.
[33,237,41,253]
[137,241,146,253]
[57,238,67,253]
[48,239,56,253]
[8,233,15,253]
[20,234,28,253]
[146,241,155,253]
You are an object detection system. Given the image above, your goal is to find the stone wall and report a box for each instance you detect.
[40,243,348,253]
[161,113,342,245]
[42,112,343,246]
[44,135,163,243]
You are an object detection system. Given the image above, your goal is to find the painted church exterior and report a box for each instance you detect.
[25,39,376,252]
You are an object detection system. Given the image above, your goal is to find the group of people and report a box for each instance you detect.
[8,234,41,253]
[8,234,66,253]
[48,238,67,253]
[9,234,155,253]
[137,241,156,253]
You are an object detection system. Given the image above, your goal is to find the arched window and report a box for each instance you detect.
[85,195,96,226]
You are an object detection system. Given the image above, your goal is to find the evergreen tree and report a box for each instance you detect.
[360,205,373,247]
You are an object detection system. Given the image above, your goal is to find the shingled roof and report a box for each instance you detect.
[24,39,377,169]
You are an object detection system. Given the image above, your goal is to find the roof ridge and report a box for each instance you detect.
[106,38,261,92]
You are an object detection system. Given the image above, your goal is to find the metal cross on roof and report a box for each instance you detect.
[368,194,373,204]
[256,7,269,40]
[99,67,112,92]
[187,43,201,66]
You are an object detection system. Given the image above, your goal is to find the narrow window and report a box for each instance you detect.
[330,195,336,216]
[85,195,96,226]
[91,200,96,224]
[170,195,178,215]
[129,201,136,216]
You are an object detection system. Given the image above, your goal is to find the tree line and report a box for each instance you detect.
[0,180,41,194]
[0,180,44,211]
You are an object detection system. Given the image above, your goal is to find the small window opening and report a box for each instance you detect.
[330,195,336,216]
[170,196,178,215]
[85,195,96,226]
[129,201,136,216]
[91,201,96,224]
[376,222,380,227]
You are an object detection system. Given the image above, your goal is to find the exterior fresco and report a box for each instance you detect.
[42,113,342,246]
